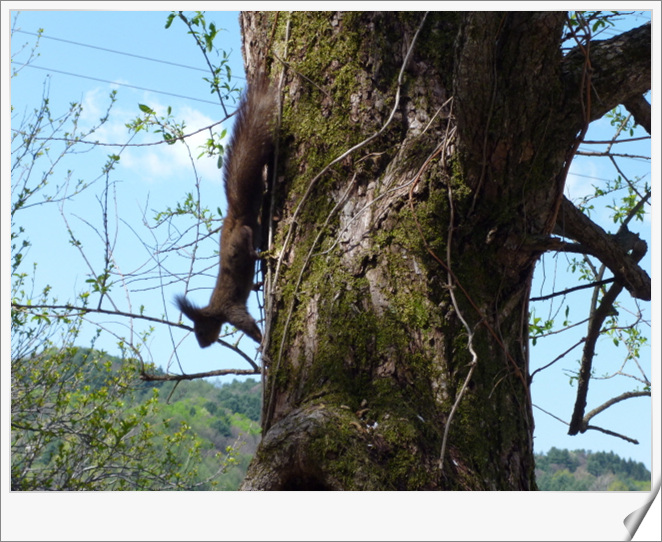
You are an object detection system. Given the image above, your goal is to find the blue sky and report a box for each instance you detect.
[6,8,657,474]
[9,10,254,374]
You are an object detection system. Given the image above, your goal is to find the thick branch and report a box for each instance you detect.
[623,94,651,134]
[554,196,650,300]
[562,23,651,122]
[568,280,624,435]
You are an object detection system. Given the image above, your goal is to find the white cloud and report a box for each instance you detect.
[80,87,228,185]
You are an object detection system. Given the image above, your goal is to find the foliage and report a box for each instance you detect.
[216,378,262,422]
[11,341,262,490]
[11,343,233,490]
[565,11,619,37]
[585,450,650,479]
[165,11,239,107]
[535,447,651,491]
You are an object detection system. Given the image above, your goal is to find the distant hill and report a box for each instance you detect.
[535,447,651,491]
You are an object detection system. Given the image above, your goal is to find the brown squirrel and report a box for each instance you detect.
[176,78,275,346]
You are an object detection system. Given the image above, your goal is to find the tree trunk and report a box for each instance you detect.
[238,11,651,490]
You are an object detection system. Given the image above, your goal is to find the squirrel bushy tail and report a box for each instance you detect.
[224,77,276,224]
[176,77,276,347]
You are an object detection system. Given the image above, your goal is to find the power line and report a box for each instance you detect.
[14,28,245,81]
[15,63,227,107]
[12,27,246,106]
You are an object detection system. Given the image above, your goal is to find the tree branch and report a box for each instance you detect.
[140,368,260,382]
[567,258,646,436]
[10,116,230,148]
[554,196,650,300]
[585,424,639,445]
[583,390,651,425]
[568,279,622,436]
[533,397,645,445]
[530,278,614,302]
[575,150,650,160]
[562,23,651,123]
[623,94,651,134]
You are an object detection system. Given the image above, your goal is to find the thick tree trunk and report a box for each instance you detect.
[238,12,650,490]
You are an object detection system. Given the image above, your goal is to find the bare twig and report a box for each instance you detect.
[530,278,615,302]
[575,150,650,160]
[583,390,651,426]
[11,302,259,372]
[533,402,642,444]
[177,11,230,116]
[585,425,639,444]
[529,337,586,382]
[10,116,233,148]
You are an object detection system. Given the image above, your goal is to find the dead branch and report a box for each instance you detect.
[567,239,646,436]
[584,390,651,425]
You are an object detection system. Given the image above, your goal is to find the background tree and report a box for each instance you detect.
[238,11,650,490]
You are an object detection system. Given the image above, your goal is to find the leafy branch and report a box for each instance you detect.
[167,11,241,116]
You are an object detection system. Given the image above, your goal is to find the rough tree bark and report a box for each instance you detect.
[238,12,650,490]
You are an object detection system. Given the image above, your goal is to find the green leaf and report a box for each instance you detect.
[138,104,155,115]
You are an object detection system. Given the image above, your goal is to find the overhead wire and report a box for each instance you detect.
[13,29,213,74]
[12,28,245,107]
[15,63,226,106]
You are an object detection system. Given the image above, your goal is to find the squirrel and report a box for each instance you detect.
[176,78,276,346]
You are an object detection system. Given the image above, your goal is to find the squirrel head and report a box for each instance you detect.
[175,294,262,346]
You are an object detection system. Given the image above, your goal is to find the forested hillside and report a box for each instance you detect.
[152,375,262,490]
[535,447,651,491]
